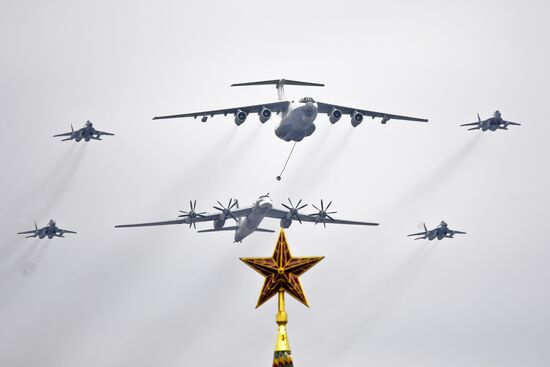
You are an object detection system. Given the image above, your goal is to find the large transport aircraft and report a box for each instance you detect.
[153,79,428,142]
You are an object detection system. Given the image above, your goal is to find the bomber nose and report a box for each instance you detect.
[259,199,273,209]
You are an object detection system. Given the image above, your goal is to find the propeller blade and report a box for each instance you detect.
[296,199,302,208]
[288,198,294,207]
[217,201,224,208]
[326,214,336,222]
[281,203,292,210]
[325,201,332,211]
[213,206,224,212]
[312,204,320,212]
[321,199,325,211]
[297,204,308,210]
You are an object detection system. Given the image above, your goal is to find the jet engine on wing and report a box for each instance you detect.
[351,111,364,127]
[329,108,342,124]
[259,107,272,123]
[234,110,247,126]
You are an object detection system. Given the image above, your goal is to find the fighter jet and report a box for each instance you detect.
[115,195,379,243]
[407,221,466,241]
[460,111,521,131]
[153,79,428,142]
[17,220,77,239]
[53,120,114,141]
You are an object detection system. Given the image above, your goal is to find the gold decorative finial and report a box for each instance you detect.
[240,229,323,366]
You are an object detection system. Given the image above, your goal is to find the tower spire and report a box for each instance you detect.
[273,290,293,366]
[240,229,323,367]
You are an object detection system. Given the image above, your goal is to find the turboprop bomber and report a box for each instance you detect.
[153,79,428,142]
[115,195,379,243]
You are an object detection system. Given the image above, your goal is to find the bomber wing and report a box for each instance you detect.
[153,101,290,121]
[115,207,254,229]
[316,101,428,123]
[265,207,379,226]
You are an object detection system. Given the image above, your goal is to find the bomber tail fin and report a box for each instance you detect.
[423,222,428,232]
[477,113,481,123]
[231,79,324,101]
[71,124,74,132]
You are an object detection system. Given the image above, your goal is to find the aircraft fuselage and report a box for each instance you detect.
[234,196,274,242]
[274,101,318,142]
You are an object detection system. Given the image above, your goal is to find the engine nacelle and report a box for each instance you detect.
[259,108,272,123]
[214,217,226,229]
[351,111,364,127]
[328,108,342,124]
[234,109,247,126]
[280,218,292,229]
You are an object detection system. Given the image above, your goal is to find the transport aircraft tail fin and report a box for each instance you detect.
[231,79,324,100]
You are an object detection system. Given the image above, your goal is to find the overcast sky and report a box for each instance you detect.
[1,0,549,366]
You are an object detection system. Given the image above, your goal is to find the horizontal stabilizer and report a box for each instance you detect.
[231,79,324,88]
[255,228,276,233]
[198,226,238,233]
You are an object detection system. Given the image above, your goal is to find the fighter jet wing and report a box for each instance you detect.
[460,117,490,127]
[59,229,77,234]
[115,207,254,228]
[450,230,466,234]
[17,229,38,234]
[53,132,74,137]
[407,231,428,237]
[97,131,115,136]
[265,208,379,226]
[153,101,290,120]
[506,121,521,126]
[316,101,428,123]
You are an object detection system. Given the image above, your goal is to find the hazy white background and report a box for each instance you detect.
[0,0,549,366]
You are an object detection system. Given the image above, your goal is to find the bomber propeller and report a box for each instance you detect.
[281,198,308,224]
[178,200,207,228]
[213,198,239,222]
[309,199,337,227]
